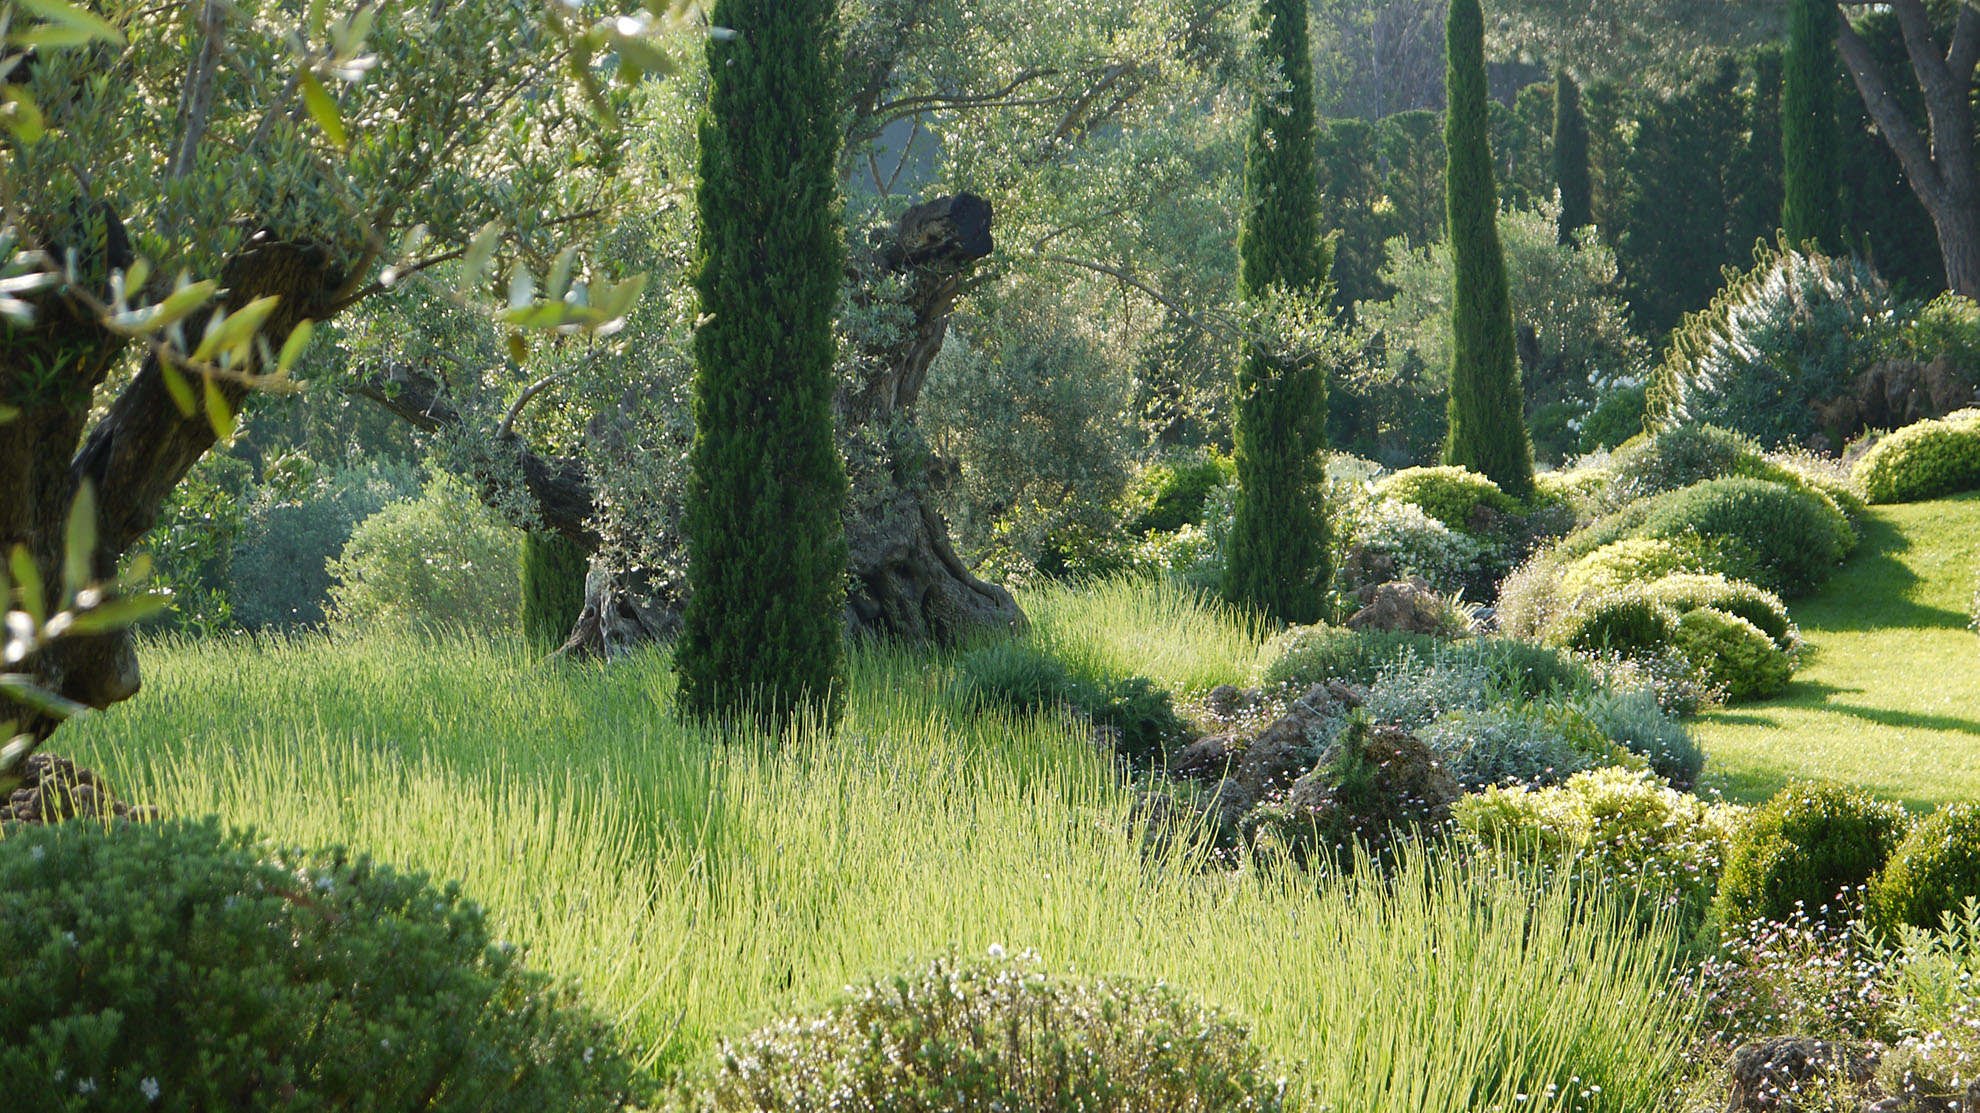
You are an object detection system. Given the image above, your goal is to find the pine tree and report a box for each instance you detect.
[520,530,588,651]
[1781,0,1845,253]
[1441,0,1533,500]
[1553,72,1592,244]
[677,0,849,727]
[1221,0,1332,625]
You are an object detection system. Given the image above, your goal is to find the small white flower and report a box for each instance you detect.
[29,844,44,861]
[583,1047,596,1065]
[316,876,334,892]
[63,931,77,949]
[986,943,1006,960]
[140,1077,161,1102]
[76,1078,96,1095]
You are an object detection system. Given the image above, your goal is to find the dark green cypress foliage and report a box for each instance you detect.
[1619,58,1747,338]
[677,0,848,727]
[1738,47,1786,250]
[1221,0,1331,625]
[1553,72,1592,243]
[1782,0,1846,253]
[520,530,587,650]
[1440,0,1533,501]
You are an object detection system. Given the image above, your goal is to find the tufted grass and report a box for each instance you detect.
[47,585,1699,1111]
[1694,490,1980,811]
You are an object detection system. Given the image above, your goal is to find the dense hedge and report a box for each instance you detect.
[1853,411,1980,504]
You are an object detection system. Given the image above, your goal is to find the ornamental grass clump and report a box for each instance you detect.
[673,955,1287,1113]
[0,817,637,1113]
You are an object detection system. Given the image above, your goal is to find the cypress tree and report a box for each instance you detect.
[1441,0,1533,500]
[677,0,848,727]
[1782,0,1845,253]
[1739,47,1786,250]
[1221,0,1332,625]
[1553,72,1592,244]
[520,530,588,650]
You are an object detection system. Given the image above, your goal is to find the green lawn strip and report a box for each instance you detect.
[1695,490,1980,810]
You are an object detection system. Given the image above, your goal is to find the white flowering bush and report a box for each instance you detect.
[672,954,1287,1112]
[0,818,637,1112]
[1342,499,1492,595]
[1879,900,1980,1105]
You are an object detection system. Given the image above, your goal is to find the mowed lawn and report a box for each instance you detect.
[1697,490,1980,810]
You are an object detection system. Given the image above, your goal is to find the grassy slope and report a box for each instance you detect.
[1696,490,1980,810]
[45,579,1696,1111]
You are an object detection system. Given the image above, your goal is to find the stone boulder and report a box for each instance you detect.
[1347,576,1461,636]
[1724,1036,1878,1112]
[0,752,156,826]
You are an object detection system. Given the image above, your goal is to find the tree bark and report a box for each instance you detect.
[357,193,1025,657]
[3,217,341,755]
[1835,0,1980,297]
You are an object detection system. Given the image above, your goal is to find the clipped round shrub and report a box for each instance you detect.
[1532,467,1614,519]
[1715,782,1912,929]
[326,471,522,634]
[1548,590,1682,656]
[1868,803,1980,934]
[1672,608,1792,702]
[0,818,636,1112]
[1263,626,1590,700]
[1568,476,1856,597]
[1456,767,1745,935]
[1606,423,1769,506]
[1853,411,1980,504]
[1647,573,1795,649]
[1371,465,1519,534]
[1558,537,1709,599]
[675,956,1287,1113]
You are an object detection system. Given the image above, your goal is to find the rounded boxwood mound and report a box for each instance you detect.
[1714,782,1911,930]
[1671,607,1791,702]
[672,956,1287,1112]
[1372,465,1520,533]
[0,817,636,1113]
[1645,572,1796,650]
[1562,477,1855,597]
[1853,411,1980,504]
[1868,802,1980,934]
[1547,590,1682,656]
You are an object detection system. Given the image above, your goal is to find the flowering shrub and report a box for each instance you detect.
[1672,608,1794,702]
[1371,465,1519,533]
[1341,499,1493,596]
[1676,909,1890,1059]
[0,818,636,1113]
[1455,767,1744,934]
[673,954,1287,1113]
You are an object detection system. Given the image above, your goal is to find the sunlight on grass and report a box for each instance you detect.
[1695,491,1980,810]
[57,589,1695,1110]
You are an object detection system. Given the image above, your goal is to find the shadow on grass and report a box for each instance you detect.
[1827,702,1980,737]
[1799,515,1974,632]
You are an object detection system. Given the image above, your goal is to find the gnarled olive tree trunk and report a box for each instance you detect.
[357,193,1024,657]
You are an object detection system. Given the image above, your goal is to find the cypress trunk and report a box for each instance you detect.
[1441,0,1534,499]
[677,0,849,727]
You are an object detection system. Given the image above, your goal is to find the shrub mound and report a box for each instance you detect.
[1714,782,1911,930]
[1672,608,1793,703]
[1869,803,1980,934]
[1577,687,1705,788]
[955,640,1186,767]
[674,956,1287,1113]
[1565,476,1855,597]
[1548,591,1681,656]
[0,818,635,1113]
[1124,450,1236,536]
[1262,626,1591,700]
[1456,767,1744,935]
[1645,572,1795,649]
[1372,465,1520,533]
[1852,411,1980,504]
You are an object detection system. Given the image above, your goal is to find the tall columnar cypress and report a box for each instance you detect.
[1441,0,1534,499]
[677,0,848,727]
[1221,0,1331,625]
[1740,46,1787,250]
[1553,72,1592,244]
[520,530,588,650]
[1782,0,1846,253]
